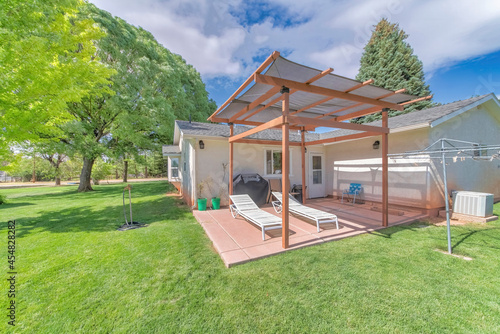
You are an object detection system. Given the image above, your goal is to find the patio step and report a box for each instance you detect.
[370,206,405,216]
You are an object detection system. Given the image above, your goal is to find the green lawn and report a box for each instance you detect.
[1,181,499,333]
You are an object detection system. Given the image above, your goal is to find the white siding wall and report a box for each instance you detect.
[429,103,500,201]
[324,104,500,210]
[193,139,304,207]
[179,137,196,206]
[325,128,439,209]
[179,103,500,210]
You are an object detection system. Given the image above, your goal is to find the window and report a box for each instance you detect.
[473,144,480,157]
[473,144,488,157]
[312,155,322,184]
[265,149,291,175]
[170,158,179,179]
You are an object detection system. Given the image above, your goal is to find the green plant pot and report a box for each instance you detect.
[211,197,220,210]
[197,198,207,211]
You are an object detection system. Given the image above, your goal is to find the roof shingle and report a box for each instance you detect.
[176,94,493,142]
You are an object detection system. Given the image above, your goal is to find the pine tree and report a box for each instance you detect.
[354,18,432,123]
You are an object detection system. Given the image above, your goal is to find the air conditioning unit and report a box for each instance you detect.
[452,191,494,217]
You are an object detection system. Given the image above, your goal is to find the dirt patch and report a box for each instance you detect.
[435,249,473,261]
[426,216,489,226]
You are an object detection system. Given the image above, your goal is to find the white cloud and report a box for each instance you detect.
[90,0,500,81]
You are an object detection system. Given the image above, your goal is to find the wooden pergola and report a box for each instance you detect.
[208,51,431,249]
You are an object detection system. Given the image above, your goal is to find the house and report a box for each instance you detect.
[163,93,500,215]
[0,171,12,182]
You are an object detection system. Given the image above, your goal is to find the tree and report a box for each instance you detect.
[64,4,216,192]
[91,158,114,185]
[0,0,115,148]
[354,18,432,123]
[31,139,69,185]
[7,153,56,182]
[41,153,67,186]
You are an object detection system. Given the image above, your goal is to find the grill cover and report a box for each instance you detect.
[232,173,269,207]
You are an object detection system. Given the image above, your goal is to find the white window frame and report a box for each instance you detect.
[263,148,293,177]
[168,156,180,181]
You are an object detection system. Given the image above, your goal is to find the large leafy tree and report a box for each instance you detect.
[64,4,216,191]
[0,0,115,148]
[354,18,432,123]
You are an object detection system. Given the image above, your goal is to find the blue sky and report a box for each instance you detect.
[91,0,500,114]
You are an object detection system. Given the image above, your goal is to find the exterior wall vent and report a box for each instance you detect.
[452,191,494,217]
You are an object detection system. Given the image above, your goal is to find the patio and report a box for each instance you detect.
[193,198,428,267]
[207,51,431,249]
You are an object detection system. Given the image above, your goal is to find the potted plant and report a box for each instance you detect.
[214,184,229,210]
[205,176,221,210]
[211,185,222,210]
[197,182,207,211]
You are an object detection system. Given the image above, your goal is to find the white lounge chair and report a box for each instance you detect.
[272,192,339,232]
[229,194,282,240]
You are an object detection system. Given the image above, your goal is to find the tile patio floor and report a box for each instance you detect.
[193,198,428,267]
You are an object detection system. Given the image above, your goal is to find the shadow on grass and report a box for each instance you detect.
[367,222,429,239]
[14,197,188,238]
[12,180,174,202]
[10,189,78,201]
[0,202,35,209]
[452,226,500,250]
[6,181,186,238]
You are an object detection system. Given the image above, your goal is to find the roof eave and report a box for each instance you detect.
[390,123,430,133]
[173,121,181,145]
[430,93,496,128]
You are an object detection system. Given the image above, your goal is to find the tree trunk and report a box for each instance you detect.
[123,160,128,183]
[144,166,148,178]
[54,164,61,186]
[78,158,95,192]
[115,168,119,179]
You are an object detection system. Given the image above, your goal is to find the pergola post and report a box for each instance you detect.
[229,123,234,195]
[301,127,307,204]
[382,109,389,227]
[281,87,290,249]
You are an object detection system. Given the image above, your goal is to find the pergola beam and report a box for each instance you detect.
[382,109,389,227]
[344,79,374,92]
[315,103,362,119]
[335,93,432,122]
[229,124,234,195]
[281,89,290,249]
[291,79,376,117]
[305,68,334,84]
[210,116,310,131]
[401,95,433,106]
[377,88,407,99]
[208,51,280,121]
[228,116,283,143]
[336,105,382,122]
[301,128,307,204]
[241,92,291,121]
[228,86,281,122]
[291,96,335,116]
[241,68,333,122]
[255,74,404,111]
[233,139,301,146]
[305,131,380,146]
[288,116,389,133]
[316,87,407,119]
